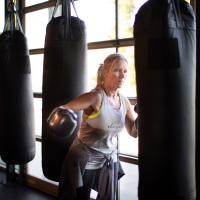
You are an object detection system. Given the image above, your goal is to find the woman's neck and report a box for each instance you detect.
[102,85,120,110]
[102,85,118,98]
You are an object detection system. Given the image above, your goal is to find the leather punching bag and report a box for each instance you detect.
[42,0,87,181]
[196,1,200,199]
[134,0,196,199]
[0,2,35,164]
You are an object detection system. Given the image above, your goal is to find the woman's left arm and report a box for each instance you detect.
[124,98,138,138]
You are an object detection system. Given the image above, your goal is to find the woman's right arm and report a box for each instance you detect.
[61,90,102,113]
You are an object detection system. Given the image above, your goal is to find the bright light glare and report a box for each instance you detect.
[0,1,5,32]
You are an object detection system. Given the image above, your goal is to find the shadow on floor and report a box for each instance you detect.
[0,182,56,200]
[0,170,56,200]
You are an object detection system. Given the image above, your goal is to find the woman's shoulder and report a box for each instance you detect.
[79,87,102,115]
[85,87,103,107]
[89,86,103,98]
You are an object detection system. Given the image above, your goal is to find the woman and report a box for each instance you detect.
[55,53,137,200]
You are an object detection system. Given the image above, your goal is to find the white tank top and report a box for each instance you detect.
[78,88,127,169]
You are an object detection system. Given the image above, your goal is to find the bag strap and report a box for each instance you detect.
[51,0,60,18]
[62,0,71,39]
[4,1,23,33]
[71,0,79,18]
[52,0,79,19]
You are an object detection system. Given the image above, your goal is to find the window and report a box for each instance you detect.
[73,0,116,43]
[26,9,49,49]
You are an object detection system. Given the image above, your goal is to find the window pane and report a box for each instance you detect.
[118,0,134,39]
[27,141,58,185]
[26,9,50,49]
[25,0,47,7]
[30,54,43,93]
[118,46,136,98]
[34,98,42,137]
[86,48,116,91]
[73,0,115,43]
[118,0,149,39]
[119,129,138,157]
[120,162,138,200]
[0,0,5,32]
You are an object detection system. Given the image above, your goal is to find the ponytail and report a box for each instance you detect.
[96,64,104,88]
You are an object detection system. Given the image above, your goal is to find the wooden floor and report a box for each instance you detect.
[0,170,56,200]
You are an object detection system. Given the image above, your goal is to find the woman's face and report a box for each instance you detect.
[104,59,128,89]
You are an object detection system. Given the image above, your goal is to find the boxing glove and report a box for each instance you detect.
[47,106,77,139]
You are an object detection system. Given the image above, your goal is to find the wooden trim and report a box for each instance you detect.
[119,154,138,165]
[33,92,42,98]
[24,175,58,197]
[23,0,56,14]
[29,38,134,56]
[30,48,44,55]
[23,0,80,14]
[88,38,134,50]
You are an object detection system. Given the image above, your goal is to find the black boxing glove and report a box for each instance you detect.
[47,106,77,139]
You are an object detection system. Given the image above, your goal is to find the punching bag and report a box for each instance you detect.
[134,0,196,199]
[196,1,200,199]
[0,2,35,164]
[42,0,87,181]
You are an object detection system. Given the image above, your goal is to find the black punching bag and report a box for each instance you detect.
[0,2,35,164]
[42,0,87,181]
[196,1,200,199]
[134,0,196,199]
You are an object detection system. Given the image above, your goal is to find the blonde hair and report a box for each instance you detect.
[96,53,128,88]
